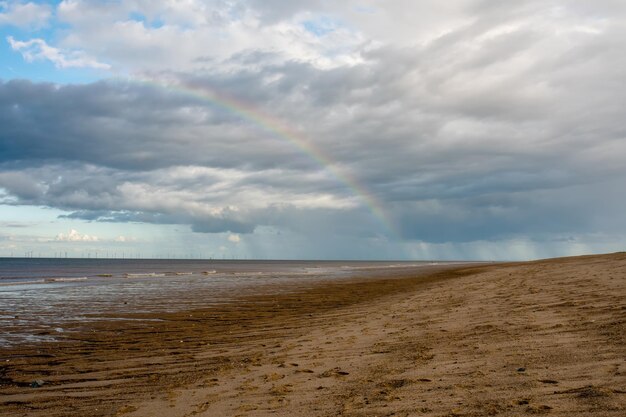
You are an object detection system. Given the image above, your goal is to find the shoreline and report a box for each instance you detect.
[0,260,472,347]
[1,255,625,416]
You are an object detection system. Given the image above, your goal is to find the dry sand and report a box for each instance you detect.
[1,253,625,416]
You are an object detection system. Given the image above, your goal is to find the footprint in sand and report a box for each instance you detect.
[319,367,350,378]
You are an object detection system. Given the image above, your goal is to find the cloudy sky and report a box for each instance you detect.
[1,0,625,260]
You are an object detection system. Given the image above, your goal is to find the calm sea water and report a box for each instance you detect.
[0,258,452,347]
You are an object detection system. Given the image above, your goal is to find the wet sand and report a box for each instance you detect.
[1,254,625,416]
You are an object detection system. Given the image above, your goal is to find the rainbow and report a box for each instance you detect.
[126,74,398,237]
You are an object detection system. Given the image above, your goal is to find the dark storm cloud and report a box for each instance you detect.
[0,79,323,173]
[61,209,256,234]
[392,194,589,243]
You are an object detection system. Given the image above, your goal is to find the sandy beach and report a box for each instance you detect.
[1,253,624,416]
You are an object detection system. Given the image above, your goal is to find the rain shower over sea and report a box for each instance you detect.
[0,258,456,347]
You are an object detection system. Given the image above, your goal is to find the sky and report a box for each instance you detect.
[0,0,625,260]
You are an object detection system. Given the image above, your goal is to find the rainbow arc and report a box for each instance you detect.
[128,75,398,238]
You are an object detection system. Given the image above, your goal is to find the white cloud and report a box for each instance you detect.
[50,0,366,72]
[56,229,99,242]
[114,235,136,242]
[7,36,111,69]
[0,1,51,28]
[228,234,241,243]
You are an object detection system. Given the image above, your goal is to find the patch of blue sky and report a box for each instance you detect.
[34,0,63,7]
[0,50,108,84]
[0,0,113,83]
[0,204,67,224]
[128,11,147,23]
[302,16,342,37]
[148,16,165,29]
[1,30,108,84]
[127,11,164,29]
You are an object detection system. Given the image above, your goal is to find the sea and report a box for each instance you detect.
[0,257,455,347]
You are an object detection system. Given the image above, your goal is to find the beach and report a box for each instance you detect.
[1,253,624,416]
